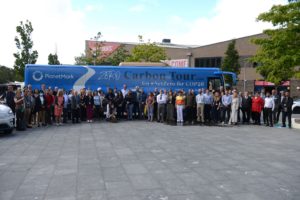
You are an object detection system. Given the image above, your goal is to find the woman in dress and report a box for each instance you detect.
[14,89,25,131]
[54,90,64,126]
[229,91,240,125]
[32,89,41,126]
[211,91,221,124]
[146,92,155,121]
[85,90,94,123]
[80,89,86,122]
[166,90,175,123]
[45,89,54,125]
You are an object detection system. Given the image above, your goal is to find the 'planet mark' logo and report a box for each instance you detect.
[32,71,43,81]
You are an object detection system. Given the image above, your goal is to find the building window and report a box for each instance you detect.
[195,57,222,68]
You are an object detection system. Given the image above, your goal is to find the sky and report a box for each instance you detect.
[0,0,287,67]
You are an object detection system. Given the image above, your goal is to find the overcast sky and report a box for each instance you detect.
[0,0,286,67]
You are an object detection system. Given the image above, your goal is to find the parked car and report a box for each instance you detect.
[0,104,14,134]
[292,98,300,114]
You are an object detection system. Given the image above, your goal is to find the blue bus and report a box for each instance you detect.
[25,64,236,92]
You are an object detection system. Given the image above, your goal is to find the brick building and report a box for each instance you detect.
[86,33,300,97]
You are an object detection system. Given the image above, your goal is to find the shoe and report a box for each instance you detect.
[56,123,59,126]
[59,123,62,126]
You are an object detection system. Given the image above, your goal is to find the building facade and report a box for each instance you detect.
[86,33,300,97]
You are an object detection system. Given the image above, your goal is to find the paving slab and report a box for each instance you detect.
[0,121,299,200]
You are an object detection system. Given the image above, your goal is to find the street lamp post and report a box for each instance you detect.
[91,32,102,66]
[243,59,247,93]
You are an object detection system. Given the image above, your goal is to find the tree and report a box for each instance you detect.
[74,47,106,65]
[126,43,167,62]
[13,20,38,81]
[75,32,105,65]
[0,66,15,84]
[251,1,300,84]
[48,53,60,65]
[106,45,130,66]
[221,40,241,84]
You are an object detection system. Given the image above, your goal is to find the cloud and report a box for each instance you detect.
[169,15,184,25]
[173,0,287,45]
[84,4,103,12]
[129,4,145,12]
[0,0,88,67]
[140,0,160,6]
[0,0,288,68]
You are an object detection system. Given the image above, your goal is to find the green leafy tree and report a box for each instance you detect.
[48,53,60,65]
[221,40,241,73]
[221,40,240,84]
[75,32,105,65]
[74,47,106,65]
[13,20,38,81]
[251,1,300,84]
[0,66,15,84]
[126,43,167,62]
[106,45,130,66]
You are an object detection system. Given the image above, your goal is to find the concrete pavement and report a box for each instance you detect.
[0,121,299,200]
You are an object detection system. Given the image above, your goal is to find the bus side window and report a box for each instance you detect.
[208,78,221,91]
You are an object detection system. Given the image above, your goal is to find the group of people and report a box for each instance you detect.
[1,83,294,131]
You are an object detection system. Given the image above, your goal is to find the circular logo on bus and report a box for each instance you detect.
[32,71,43,81]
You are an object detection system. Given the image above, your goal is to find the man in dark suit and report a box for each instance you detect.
[241,91,252,124]
[281,91,293,128]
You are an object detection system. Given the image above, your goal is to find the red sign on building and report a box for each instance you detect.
[86,41,120,58]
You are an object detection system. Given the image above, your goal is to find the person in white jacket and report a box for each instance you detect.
[229,91,239,125]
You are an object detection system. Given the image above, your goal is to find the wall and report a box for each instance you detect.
[235,80,255,94]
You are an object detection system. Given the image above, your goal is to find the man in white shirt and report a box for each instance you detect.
[264,92,275,127]
[121,84,128,98]
[156,89,167,122]
[195,89,205,123]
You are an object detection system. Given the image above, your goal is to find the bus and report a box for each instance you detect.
[24,64,236,92]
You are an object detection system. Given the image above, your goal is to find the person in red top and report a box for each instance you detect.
[252,92,264,125]
[45,89,54,125]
